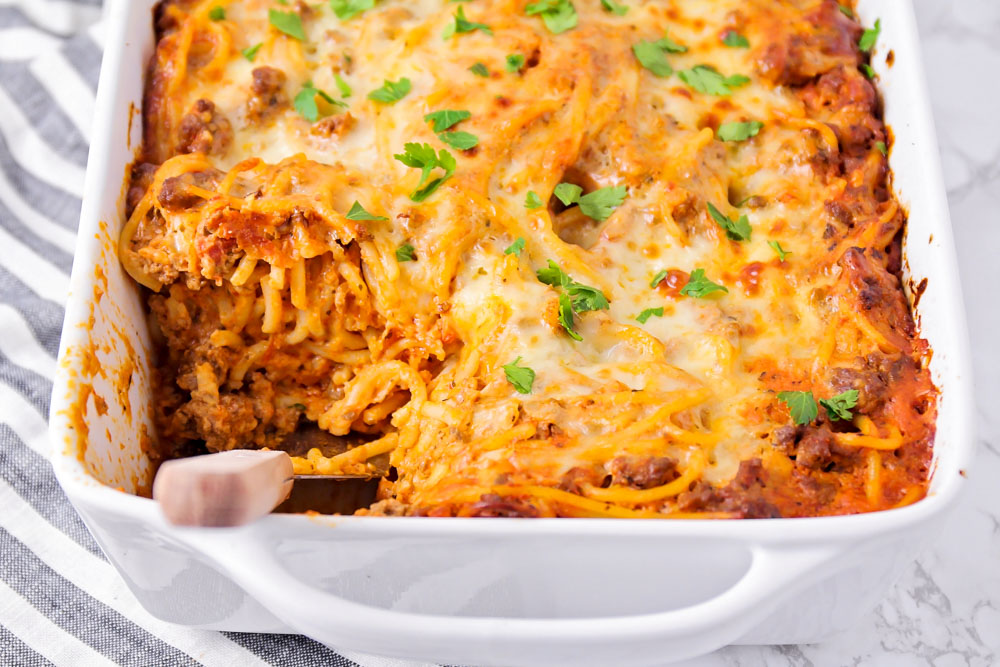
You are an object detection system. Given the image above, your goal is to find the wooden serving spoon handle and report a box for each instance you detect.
[152,450,294,527]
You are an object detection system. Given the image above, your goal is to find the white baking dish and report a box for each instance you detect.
[48,1,975,664]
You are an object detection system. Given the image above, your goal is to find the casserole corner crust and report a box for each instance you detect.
[122,0,937,518]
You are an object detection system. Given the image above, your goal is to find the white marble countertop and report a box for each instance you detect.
[686,1,1000,665]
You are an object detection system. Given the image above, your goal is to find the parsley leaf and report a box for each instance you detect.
[558,293,582,340]
[678,65,750,96]
[537,259,571,287]
[424,109,471,132]
[568,282,609,312]
[241,43,263,62]
[346,201,388,221]
[707,202,751,242]
[680,268,728,298]
[537,261,609,312]
[396,243,416,262]
[525,191,543,209]
[368,77,411,104]
[506,53,525,72]
[334,73,352,98]
[208,6,225,21]
[717,120,763,142]
[393,142,456,202]
[777,391,819,426]
[768,240,791,262]
[650,269,668,288]
[876,140,888,156]
[268,9,306,40]
[632,40,674,77]
[636,307,664,324]
[632,34,686,77]
[553,183,583,206]
[505,237,526,255]
[525,0,577,35]
[578,185,627,221]
[838,4,853,18]
[469,62,490,77]
[503,357,536,394]
[600,0,628,15]
[859,18,880,52]
[861,63,875,79]
[553,183,625,221]
[656,33,688,53]
[330,0,375,21]
[293,82,344,123]
[820,390,859,421]
[721,30,749,48]
[443,5,492,39]
[437,130,479,151]
[538,261,609,340]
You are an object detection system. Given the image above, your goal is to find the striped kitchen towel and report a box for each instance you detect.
[0,1,431,665]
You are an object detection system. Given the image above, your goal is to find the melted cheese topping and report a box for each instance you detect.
[125,0,936,518]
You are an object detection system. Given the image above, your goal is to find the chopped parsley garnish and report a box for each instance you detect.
[503,357,536,394]
[717,120,763,142]
[469,62,490,77]
[241,43,263,62]
[525,0,577,35]
[330,0,375,21]
[558,293,582,340]
[861,63,875,79]
[650,269,668,288]
[293,82,345,123]
[707,202,751,242]
[636,307,664,324]
[438,130,479,150]
[424,109,471,132]
[395,243,416,262]
[367,77,411,103]
[553,183,583,206]
[506,53,525,72]
[820,390,859,421]
[345,201,387,221]
[678,65,750,96]
[537,260,610,340]
[632,34,687,77]
[859,18,880,52]
[424,112,478,150]
[525,191,543,209]
[553,183,627,221]
[334,73,352,98]
[505,237,526,255]
[679,268,728,298]
[777,391,818,426]
[721,30,749,48]
[768,241,791,261]
[838,4,853,18]
[393,143,456,202]
[600,0,628,15]
[443,5,492,39]
[876,140,888,156]
[208,6,225,21]
[268,9,306,40]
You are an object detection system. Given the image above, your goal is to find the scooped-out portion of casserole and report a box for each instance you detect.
[121,0,936,518]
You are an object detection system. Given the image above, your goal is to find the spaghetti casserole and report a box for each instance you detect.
[121,0,937,518]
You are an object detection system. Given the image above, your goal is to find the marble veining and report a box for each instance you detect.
[682,1,1000,664]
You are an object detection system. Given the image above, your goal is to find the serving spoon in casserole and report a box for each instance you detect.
[152,427,387,527]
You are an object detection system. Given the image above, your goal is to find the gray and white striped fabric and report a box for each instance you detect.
[0,2,430,665]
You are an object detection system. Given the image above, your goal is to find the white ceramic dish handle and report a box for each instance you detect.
[185,528,843,666]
